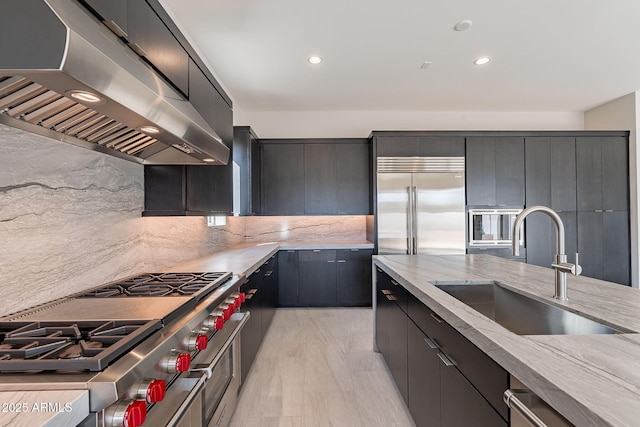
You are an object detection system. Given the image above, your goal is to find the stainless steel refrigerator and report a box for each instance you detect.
[376,157,466,255]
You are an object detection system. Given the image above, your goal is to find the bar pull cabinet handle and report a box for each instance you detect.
[337,260,347,263]
[406,186,413,255]
[390,280,400,286]
[503,390,548,427]
[424,336,440,349]
[436,352,456,367]
[430,312,444,323]
[412,186,418,255]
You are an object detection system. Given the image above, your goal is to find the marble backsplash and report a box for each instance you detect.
[0,125,368,315]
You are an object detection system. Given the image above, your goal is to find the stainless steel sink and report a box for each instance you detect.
[434,281,630,335]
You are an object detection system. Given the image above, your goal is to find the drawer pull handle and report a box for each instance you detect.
[424,337,440,349]
[254,268,261,274]
[313,249,321,252]
[385,295,397,301]
[337,260,347,263]
[503,390,548,427]
[390,280,400,286]
[430,312,444,323]
[265,271,273,276]
[437,352,456,367]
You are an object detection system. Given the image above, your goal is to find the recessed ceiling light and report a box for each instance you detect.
[454,20,473,31]
[65,90,105,104]
[203,158,216,163]
[139,125,161,134]
[474,56,491,66]
[308,56,322,65]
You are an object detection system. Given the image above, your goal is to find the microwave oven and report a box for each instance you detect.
[468,209,524,247]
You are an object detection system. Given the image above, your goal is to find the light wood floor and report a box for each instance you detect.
[229,308,415,427]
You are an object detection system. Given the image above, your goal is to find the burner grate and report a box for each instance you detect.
[0,320,162,372]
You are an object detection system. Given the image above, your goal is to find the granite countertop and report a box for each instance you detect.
[168,240,373,276]
[373,254,640,427]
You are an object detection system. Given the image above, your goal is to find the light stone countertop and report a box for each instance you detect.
[0,390,89,427]
[168,240,373,276]
[373,254,640,427]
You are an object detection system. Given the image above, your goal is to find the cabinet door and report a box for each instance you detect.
[577,212,604,280]
[465,138,496,206]
[388,304,408,403]
[440,363,507,427]
[494,137,525,206]
[603,211,630,285]
[336,249,372,306]
[144,165,186,213]
[550,137,577,211]
[298,250,337,306]
[602,136,629,211]
[304,144,337,214]
[525,211,578,268]
[407,320,440,427]
[419,136,465,157]
[336,143,371,214]
[261,255,278,335]
[186,164,232,214]
[278,251,299,306]
[576,137,603,211]
[83,0,127,35]
[376,136,421,157]
[189,60,233,144]
[127,0,189,95]
[261,144,305,214]
[525,137,552,207]
[240,278,256,382]
[375,279,391,363]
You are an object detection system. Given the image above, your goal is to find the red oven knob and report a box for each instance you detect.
[239,292,246,303]
[222,306,232,320]
[225,296,238,310]
[214,316,225,330]
[128,378,166,403]
[104,399,146,427]
[184,333,208,351]
[159,353,191,373]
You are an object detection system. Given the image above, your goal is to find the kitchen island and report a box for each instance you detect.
[373,254,640,426]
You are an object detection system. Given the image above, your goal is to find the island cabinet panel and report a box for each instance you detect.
[376,271,509,426]
[260,254,278,336]
[466,136,525,207]
[375,268,408,403]
[240,272,261,383]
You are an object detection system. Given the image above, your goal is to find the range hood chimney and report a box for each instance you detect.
[0,0,230,165]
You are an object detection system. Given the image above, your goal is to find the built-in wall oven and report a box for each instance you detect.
[468,208,524,247]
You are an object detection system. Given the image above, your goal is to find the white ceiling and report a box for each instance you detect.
[160,0,640,113]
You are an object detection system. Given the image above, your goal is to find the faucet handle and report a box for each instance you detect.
[574,253,582,276]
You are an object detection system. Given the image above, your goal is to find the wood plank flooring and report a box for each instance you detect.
[229,308,415,427]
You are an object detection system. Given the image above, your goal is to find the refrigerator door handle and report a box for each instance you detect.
[406,186,412,254]
[412,186,418,255]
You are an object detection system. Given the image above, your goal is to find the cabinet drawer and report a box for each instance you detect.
[299,249,336,262]
[376,268,407,313]
[408,293,508,420]
[336,249,373,261]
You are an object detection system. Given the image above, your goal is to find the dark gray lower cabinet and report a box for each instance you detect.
[240,255,278,384]
[299,250,337,306]
[278,249,373,307]
[377,268,508,427]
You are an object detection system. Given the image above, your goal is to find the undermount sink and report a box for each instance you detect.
[434,281,630,335]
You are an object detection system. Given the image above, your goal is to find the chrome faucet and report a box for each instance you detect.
[512,206,581,300]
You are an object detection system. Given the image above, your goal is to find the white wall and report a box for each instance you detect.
[235,110,584,138]
[584,92,638,288]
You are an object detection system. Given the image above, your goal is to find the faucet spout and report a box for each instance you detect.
[512,206,578,300]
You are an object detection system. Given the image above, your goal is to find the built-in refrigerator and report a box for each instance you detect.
[376,157,466,255]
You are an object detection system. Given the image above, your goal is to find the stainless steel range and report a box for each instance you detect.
[0,271,248,427]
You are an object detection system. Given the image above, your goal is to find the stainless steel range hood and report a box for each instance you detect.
[0,0,230,165]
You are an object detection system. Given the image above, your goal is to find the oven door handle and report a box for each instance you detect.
[190,312,250,379]
[166,374,207,427]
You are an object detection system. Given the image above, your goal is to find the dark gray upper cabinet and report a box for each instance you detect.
[466,136,525,207]
[233,126,261,215]
[143,163,232,216]
[189,59,233,144]
[525,137,576,211]
[305,144,338,214]
[374,134,465,157]
[127,0,189,96]
[82,0,128,35]
[261,140,371,215]
[576,136,628,211]
[261,144,305,215]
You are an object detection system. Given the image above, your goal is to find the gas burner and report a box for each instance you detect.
[0,320,162,372]
[76,272,232,300]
